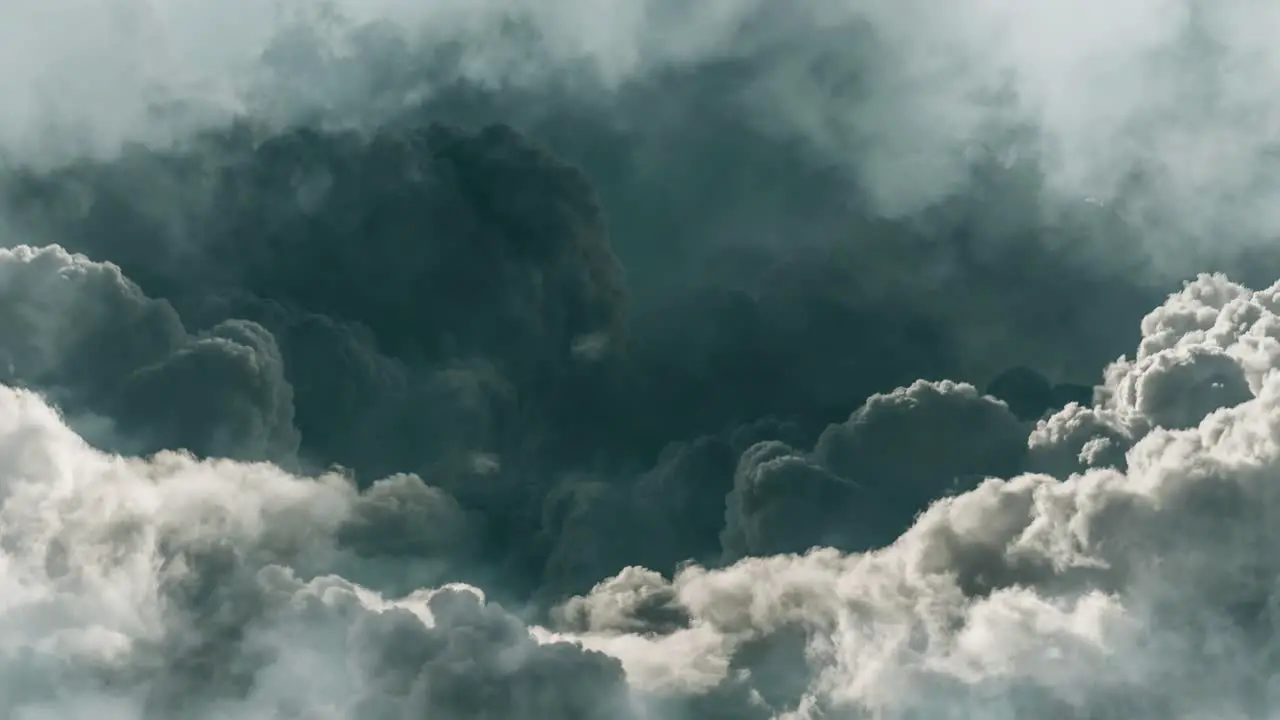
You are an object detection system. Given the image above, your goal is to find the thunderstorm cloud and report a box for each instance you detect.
[3,1,1280,718]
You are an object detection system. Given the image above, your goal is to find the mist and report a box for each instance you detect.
[7,1,1280,269]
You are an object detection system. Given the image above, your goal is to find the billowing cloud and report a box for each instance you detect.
[2,123,630,482]
[6,1,1280,716]
[4,266,1279,717]
[8,0,1280,273]
[558,272,1280,718]
[0,116,1129,604]
[0,380,559,718]
[0,244,299,462]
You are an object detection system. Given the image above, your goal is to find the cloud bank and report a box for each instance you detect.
[1,258,1279,717]
[4,0,1280,716]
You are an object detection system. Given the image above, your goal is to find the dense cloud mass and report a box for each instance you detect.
[6,263,1280,717]
[5,0,1280,717]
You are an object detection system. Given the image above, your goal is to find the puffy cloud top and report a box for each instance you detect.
[7,4,1280,711]
[1,248,1279,717]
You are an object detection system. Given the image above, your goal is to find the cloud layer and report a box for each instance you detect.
[4,0,1280,716]
[8,0,1280,271]
[566,272,1280,718]
[2,255,1280,717]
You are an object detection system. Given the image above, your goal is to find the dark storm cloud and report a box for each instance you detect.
[0,93,1206,611]
[721,441,864,561]
[0,244,299,462]
[1,122,644,602]
[535,418,809,598]
[2,109,1156,451]
[407,65,1169,391]
[12,267,1280,718]
[7,1,1280,717]
[1,122,628,471]
[812,380,1028,508]
[556,273,1280,718]
[719,380,1029,562]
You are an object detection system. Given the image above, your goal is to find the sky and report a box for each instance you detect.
[2,0,1280,717]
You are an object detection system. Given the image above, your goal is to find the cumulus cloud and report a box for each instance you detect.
[5,139,1280,720]
[0,244,299,462]
[12,265,1280,716]
[554,273,1280,718]
[713,380,1031,562]
[536,418,809,597]
[721,440,863,560]
[0,121,638,511]
[0,116,1209,604]
[2,116,1122,600]
[0,380,569,718]
[9,2,1280,716]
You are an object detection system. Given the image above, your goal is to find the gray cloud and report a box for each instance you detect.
[0,244,299,462]
[555,272,1280,717]
[5,1,1280,716]
[3,207,1280,718]
[7,1,1280,275]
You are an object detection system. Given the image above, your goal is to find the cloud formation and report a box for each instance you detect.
[5,0,1280,716]
[1,271,1279,717]
[0,115,1136,605]
[0,244,298,462]
[0,380,624,717]
[562,272,1280,718]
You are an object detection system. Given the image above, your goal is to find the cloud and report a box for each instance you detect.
[721,440,863,560]
[0,380,347,713]
[9,3,1280,714]
[536,418,809,598]
[0,115,1181,610]
[553,271,1280,717]
[8,0,1280,274]
[715,380,1030,562]
[0,378,583,718]
[2,122,629,474]
[6,149,1280,720]
[0,244,299,462]
[1,116,1126,601]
